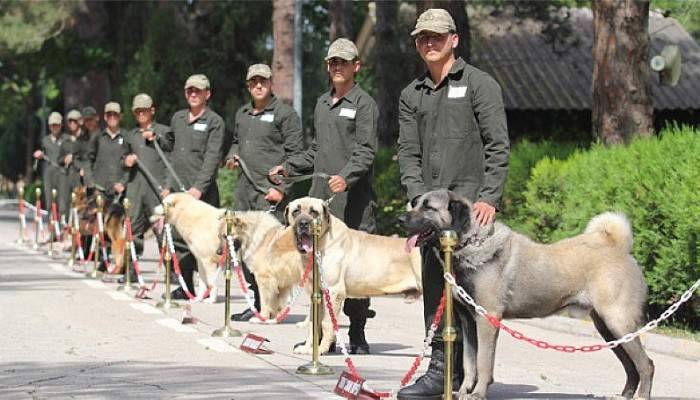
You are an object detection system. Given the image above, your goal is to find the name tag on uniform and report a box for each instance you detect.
[194,123,207,131]
[260,113,274,122]
[339,108,356,119]
[448,85,468,99]
[118,137,124,145]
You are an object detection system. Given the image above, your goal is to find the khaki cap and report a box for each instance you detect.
[185,74,210,90]
[246,64,272,81]
[132,93,153,110]
[104,102,121,114]
[325,38,358,61]
[66,109,82,121]
[82,106,98,118]
[48,112,62,125]
[411,8,456,36]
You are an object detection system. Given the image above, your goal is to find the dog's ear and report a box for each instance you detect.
[448,199,471,232]
[322,202,331,228]
[283,204,291,227]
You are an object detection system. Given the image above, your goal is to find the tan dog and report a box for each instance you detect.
[286,197,422,355]
[402,190,654,399]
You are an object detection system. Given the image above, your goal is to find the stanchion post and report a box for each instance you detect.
[68,192,77,267]
[47,189,57,257]
[86,195,104,279]
[156,202,180,309]
[440,230,458,400]
[17,187,26,245]
[33,187,41,250]
[118,199,132,291]
[296,218,333,376]
[212,210,242,337]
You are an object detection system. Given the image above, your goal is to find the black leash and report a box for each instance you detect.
[152,138,186,192]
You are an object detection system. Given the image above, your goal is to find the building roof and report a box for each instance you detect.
[473,8,700,111]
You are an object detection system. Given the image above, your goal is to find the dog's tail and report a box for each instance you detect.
[584,212,633,253]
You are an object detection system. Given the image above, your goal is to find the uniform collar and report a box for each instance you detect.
[102,128,122,139]
[416,57,467,89]
[324,84,361,108]
[243,94,278,114]
[187,107,211,124]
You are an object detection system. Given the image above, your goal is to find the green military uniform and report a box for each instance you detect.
[285,85,379,231]
[397,56,510,341]
[226,95,304,216]
[124,122,174,251]
[59,130,90,213]
[85,128,129,198]
[39,133,69,216]
[168,106,225,295]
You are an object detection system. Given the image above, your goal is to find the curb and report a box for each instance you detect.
[514,315,700,361]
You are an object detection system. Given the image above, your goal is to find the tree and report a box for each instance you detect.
[272,0,295,105]
[329,0,354,41]
[592,0,653,144]
[374,0,403,148]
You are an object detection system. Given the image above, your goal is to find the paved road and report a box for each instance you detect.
[0,211,698,399]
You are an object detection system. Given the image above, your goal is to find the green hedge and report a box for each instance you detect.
[510,125,700,328]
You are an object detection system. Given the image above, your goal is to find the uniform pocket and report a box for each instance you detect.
[444,98,476,139]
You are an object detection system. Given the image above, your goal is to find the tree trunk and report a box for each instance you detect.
[375,0,403,148]
[272,0,295,105]
[415,0,470,75]
[592,0,653,145]
[329,0,354,42]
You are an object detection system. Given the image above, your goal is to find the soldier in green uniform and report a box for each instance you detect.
[270,39,378,354]
[224,63,304,321]
[33,111,68,219]
[396,9,510,400]
[78,106,101,187]
[59,109,88,218]
[162,74,225,300]
[123,93,174,261]
[85,102,129,199]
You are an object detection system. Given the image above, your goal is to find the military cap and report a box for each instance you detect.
[131,93,153,110]
[48,112,62,125]
[325,38,359,61]
[66,109,82,121]
[104,102,122,114]
[411,8,456,36]
[246,64,272,81]
[185,74,210,90]
[82,106,98,118]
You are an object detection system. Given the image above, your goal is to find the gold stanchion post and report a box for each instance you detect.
[212,210,242,337]
[86,195,104,279]
[157,202,180,309]
[47,189,57,257]
[33,188,41,250]
[296,218,333,376]
[67,192,77,267]
[17,187,26,245]
[118,199,132,291]
[440,230,458,400]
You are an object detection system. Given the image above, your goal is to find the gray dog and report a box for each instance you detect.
[402,190,654,399]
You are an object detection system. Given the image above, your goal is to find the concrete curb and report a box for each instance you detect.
[514,315,700,361]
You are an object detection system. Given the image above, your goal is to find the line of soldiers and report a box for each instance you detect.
[31,9,510,399]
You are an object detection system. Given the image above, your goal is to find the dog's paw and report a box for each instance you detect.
[202,295,216,304]
[459,394,485,400]
[293,344,313,355]
[296,320,309,329]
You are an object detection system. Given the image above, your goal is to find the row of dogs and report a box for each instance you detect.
[70,189,654,398]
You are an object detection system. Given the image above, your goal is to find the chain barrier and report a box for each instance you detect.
[50,200,61,241]
[164,223,214,302]
[444,272,700,353]
[34,199,46,244]
[96,210,117,274]
[228,234,313,324]
[400,293,446,387]
[124,216,147,288]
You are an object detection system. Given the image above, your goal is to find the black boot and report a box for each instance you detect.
[348,318,370,355]
[231,308,255,322]
[396,346,463,400]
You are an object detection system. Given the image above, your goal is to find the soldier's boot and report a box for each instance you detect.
[396,344,463,400]
[348,318,370,355]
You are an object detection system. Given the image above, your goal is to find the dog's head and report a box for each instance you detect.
[400,190,473,251]
[284,197,331,254]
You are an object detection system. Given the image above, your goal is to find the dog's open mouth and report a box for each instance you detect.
[295,231,313,253]
[405,228,436,252]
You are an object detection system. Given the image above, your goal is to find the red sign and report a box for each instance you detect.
[240,333,272,354]
[335,371,364,399]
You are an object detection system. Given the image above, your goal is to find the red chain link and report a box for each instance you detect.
[321,287,360,378]
[400,293,447,386]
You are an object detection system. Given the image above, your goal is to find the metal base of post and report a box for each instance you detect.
[32,243,39,250]
[296,361,334,375]
[85,269,103,279]
[116,283,136,292]
[156,299,180,309]
[67,258,74,268]
[211,326,241,337]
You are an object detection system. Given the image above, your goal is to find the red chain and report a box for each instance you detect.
[400,293,447,386]
[51,201,60,241]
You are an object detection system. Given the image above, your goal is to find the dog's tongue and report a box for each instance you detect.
[302,243,312,253]
[405,234,419,253]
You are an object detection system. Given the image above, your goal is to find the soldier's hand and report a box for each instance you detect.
[161,188,170,198]
[268,165,286,184]
[328,175,347,193]
[472,201,496,227]
[64,154,73,165]
[125,154,138,167]
[265,188,284,204]
[33,150,44,159]
[187,187,202,200]
[79,168,85,177]
[141,130,155,141]
[225,156,240,170]
[114,183,125,193]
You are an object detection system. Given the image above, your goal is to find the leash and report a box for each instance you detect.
[236,157,269,195]
[134,159,164,198]
[152,138,186,192]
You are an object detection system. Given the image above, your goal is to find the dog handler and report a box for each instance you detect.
[59,109,88,218]
[224,63,305,321]
[161,74,225,300]
[397,9,510,399]
[85,102,129,200]
[270,38,379,354]
[33,111,68,219]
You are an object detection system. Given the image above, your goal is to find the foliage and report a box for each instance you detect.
[374,147,405,236]
[651,0,700,42]
[511,125,700,328]
[0,1,81,56]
